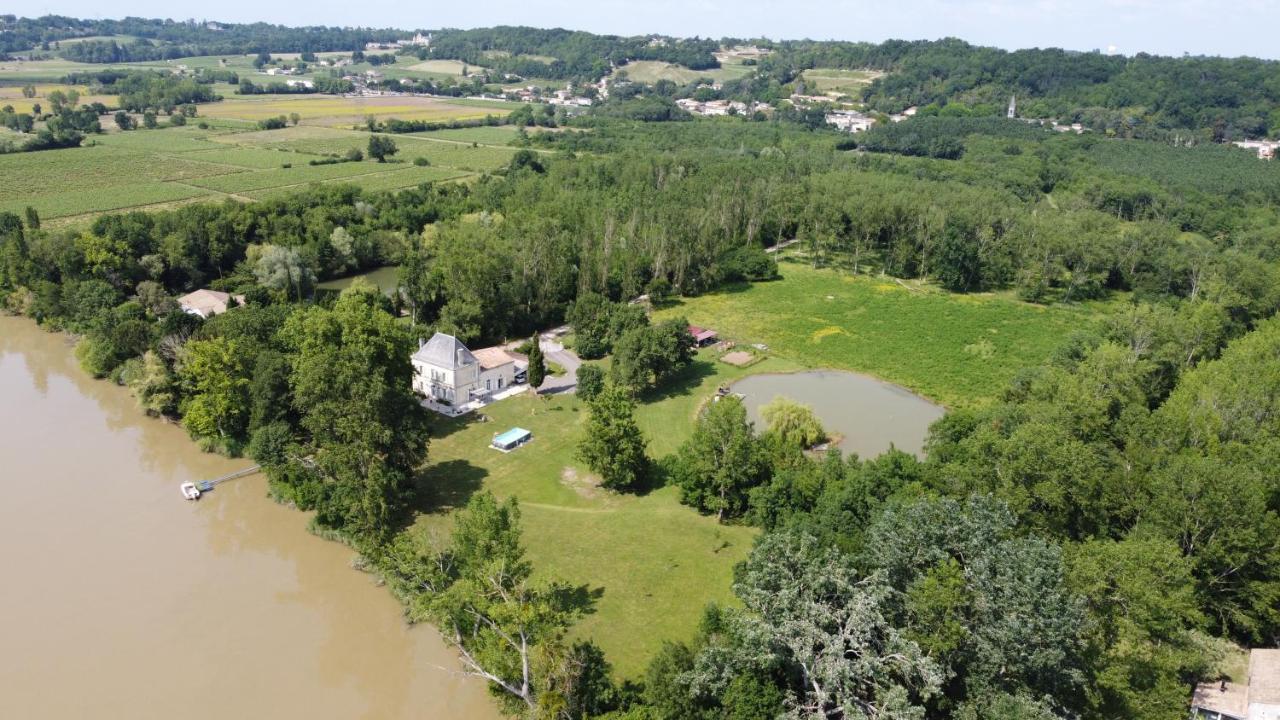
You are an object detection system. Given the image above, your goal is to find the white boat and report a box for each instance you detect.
[180,482,201,501]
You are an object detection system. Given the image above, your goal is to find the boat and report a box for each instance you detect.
[180,482,201,501]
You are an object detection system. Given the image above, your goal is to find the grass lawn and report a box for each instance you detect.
[654,261,1105,407]
[412,349,804,676]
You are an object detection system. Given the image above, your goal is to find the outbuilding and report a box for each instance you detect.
[688,325,719,347]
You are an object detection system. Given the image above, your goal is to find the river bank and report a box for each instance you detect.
[0,316,498,719]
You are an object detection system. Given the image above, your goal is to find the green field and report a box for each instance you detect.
[655,262,1105,407]
[408,125,523,145]
[415,349,799,675]
[251,128,521,171]
[800,67,883,95]
[0,121,515,221]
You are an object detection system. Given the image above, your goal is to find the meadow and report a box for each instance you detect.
[613,59,754,85]
[655,261,1105,407]
[414,349,801,676]
[800,67,884,95]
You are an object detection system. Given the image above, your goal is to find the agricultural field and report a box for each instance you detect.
[195,94,514,126]
[0,120,521,222]
[655,261,1107,407]
[408,124,523,144]
[241,126,521,171]
[800,67,884,95]
[405,59,487,77]
[0,83,114,114]
[416,349,801,675]
[0,58,105,82]
[613,59,754,85]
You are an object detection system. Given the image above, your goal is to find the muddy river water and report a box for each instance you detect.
[0,316,497,719]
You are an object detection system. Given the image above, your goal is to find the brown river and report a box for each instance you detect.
[0,316,498,719]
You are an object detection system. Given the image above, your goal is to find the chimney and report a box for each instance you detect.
[457,348,465,365]
[418,337,425,349]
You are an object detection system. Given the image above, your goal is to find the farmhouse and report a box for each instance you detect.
[1193,649,1280,720]
[177,289,245,319]
[412,332,519,405]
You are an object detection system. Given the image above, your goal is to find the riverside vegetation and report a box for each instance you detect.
[3,16,1280,720]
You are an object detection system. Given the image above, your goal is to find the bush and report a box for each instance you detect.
[576,364,605,401]
[413,156,430,166]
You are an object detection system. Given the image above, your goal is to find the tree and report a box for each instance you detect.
[526,335,546,390]
[280,285,430,541]
[177,336,252,443]
[760,396,827,449]
[253,244,314,301]
[673,395,768,522]
[576,384,648,491]
[375,492,613,714]
[113,110,134,131]
[142,111,157,129]
[689,530,942,717]
[610,317,695,394]
[20,84,36,99]
[1066,537,1208,720]
[575,363,604,401]
[865,496,1090,713]
[289,112,300,126]
[368,135,398,162]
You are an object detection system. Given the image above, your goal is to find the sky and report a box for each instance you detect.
[28,0,1279,59]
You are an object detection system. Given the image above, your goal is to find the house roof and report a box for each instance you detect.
[472,346,516,370]
[1251,649,1280,706]
[177,289,243,317]
[413,332,477,370]
[688,325,718,341]
[1192,650,1280,719]
[1193,681,1248,719]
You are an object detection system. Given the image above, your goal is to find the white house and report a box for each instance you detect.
[411,333,519,405]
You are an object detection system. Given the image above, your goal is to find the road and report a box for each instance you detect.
[536,327,581,395]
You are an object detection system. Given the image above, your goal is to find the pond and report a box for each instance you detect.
[316,265,401,295]
[731,370,945,458]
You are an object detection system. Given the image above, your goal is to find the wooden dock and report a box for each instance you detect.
[197,465,260,491]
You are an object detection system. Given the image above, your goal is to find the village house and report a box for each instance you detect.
[411,332,520,405]
[177,289,245,319]
[826,110,875,133]
[1233,140,1280,159]
[1192,649,1280,720]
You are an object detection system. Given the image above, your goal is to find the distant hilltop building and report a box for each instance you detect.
[1007,95,1017,119]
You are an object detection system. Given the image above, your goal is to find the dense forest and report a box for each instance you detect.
[742,37,1280,139]
[425,26,720,82]
[0,14,405,57]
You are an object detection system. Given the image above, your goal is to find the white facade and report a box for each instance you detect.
[411,333,518,405]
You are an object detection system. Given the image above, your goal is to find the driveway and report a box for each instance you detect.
[536,326,581,395]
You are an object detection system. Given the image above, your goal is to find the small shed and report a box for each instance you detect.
[688,325,719,347]
[491,427,532,452]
